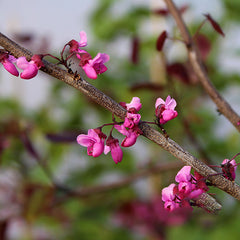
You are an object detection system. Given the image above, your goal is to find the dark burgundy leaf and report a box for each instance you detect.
[204,13,225,37]
[195,34,211,60]
[131,36,140,64]
[152,8,169,16]
[156,31,168,51]
[167,62,190,84]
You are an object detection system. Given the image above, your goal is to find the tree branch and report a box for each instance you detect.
[163,0,240,132]
[1,32,240,213]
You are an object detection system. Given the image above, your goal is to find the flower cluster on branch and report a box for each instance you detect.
[77,96,178,164]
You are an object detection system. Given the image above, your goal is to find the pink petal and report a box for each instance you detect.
[92,53,110,64]
[8,55,17,62]
[20,63,38,79]
[175,166,192,183]
[114,125,129,136]
[162,109,177,122]
[79,31,88,47]
[166,96,177,110]
[111,144,123,164]
[188,189,204,199]
[92,141,104,157]
[104,145,111,154]
[164,200,178,212]
[178,181,192,194]
[126,97,142,111]
[76,135,93,147]
[121,132,138,147]
[2,60,19,76]
[82,64,97,79]
[155,97,165,109]
[16,56,29,69]
[87,129,100,141]
[162,183,176,201]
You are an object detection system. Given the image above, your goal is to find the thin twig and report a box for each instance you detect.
[163,0,240,132]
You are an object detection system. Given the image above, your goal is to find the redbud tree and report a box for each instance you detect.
[0,0,240,239]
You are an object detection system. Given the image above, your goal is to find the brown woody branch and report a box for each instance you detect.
[1,32,240,213]
[163,0,240,132]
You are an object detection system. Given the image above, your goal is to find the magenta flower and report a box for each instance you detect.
[162,183,179,212]
[114,125,141,147]
[175,166,192,183]
[68,31,88,54]
[16,55,44,79]
[79,52,110,79]
[221,158,237,181]
[175,166,204,197]
[162,183,177,202]
[104,135,123,164]
[188,189,204,199]
[120,97,142,113]
[0,52,19,76]
[77,128,106,157]
[123,112,141,129]
[155,95,178,124]
[162,166,209,212]
[126,97,142,112]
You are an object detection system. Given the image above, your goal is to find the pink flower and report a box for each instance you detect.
[0,52,19,76]
[68,31,88,53]
[162,184,179,212]
[104,135,123,164]
[79,52,110,79]
[188,189,204,199]
[155,95,178,124]
[162,183,177,202]
[123,112,141,129]
[175,166,192,183]
[16,55,44,79]
[77,128,106,157]
[114,125,141,147]
[162,166,209,212]
[126,97,142,112]
[221,159,237,181]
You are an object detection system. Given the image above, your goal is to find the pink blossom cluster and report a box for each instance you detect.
[1,31,109,80]
[0,50,44,79]
[77,95,178,164]
[211,153,239,181]
[77,97,143,164]
[162,166,209,212]
[221,158,237,181]
[65,31,109,79]
[219,153,240,181]
[155,95,178,125]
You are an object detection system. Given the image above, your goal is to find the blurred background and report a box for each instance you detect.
[0,0,240,239]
